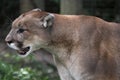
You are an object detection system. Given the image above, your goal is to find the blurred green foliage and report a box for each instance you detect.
[0,53,60,80]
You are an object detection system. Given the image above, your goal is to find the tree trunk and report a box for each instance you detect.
[20,0,45,13]
[33,0,45,10]
[60,0,83,15]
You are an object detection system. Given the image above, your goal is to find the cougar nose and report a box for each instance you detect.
[5,36,13,44]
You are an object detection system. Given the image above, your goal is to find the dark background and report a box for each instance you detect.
[1,0,120,41]
[0,0,120,80]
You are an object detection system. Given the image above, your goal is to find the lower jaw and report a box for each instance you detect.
[17,46,30,55]
[17,50,27,55]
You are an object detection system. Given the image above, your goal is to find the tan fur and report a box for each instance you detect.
[5,9,120,80]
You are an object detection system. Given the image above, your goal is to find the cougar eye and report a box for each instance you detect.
[17,28,25,33]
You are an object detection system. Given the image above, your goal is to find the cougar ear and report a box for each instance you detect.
[32,8,41,12]
[41,13,54,28]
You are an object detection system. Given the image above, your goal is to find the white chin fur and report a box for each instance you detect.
[8,43,19,50]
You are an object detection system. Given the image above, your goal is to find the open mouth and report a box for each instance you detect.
[17,46,30,55]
